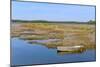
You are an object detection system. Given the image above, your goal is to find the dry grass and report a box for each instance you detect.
[11,23,96,50]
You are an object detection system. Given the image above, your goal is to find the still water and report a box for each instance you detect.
[11,38,96,66]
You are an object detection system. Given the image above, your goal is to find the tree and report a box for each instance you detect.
[88,20,96,24]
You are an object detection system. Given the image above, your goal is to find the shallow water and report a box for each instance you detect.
[11,38,96,66]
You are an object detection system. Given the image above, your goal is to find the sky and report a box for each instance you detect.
[12,1,95,22]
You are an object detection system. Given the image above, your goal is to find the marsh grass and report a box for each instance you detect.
[11,22,96,51]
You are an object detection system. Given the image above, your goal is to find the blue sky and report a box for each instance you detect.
[12,1,95,22]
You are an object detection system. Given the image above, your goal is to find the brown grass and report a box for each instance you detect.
[11,23,96,50]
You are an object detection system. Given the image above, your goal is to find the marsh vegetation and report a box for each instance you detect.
[11,21,96,53]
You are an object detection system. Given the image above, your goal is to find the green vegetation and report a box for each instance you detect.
[12,20,96,24]
[88,20,96,24]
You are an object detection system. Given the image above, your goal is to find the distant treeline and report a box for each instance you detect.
[11,20,96,24]
[87,20,96,24]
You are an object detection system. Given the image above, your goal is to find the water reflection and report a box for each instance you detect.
[11,38,96,66]
[14,34,94,54]
[57,51,84,55]
[12,37,93,55]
